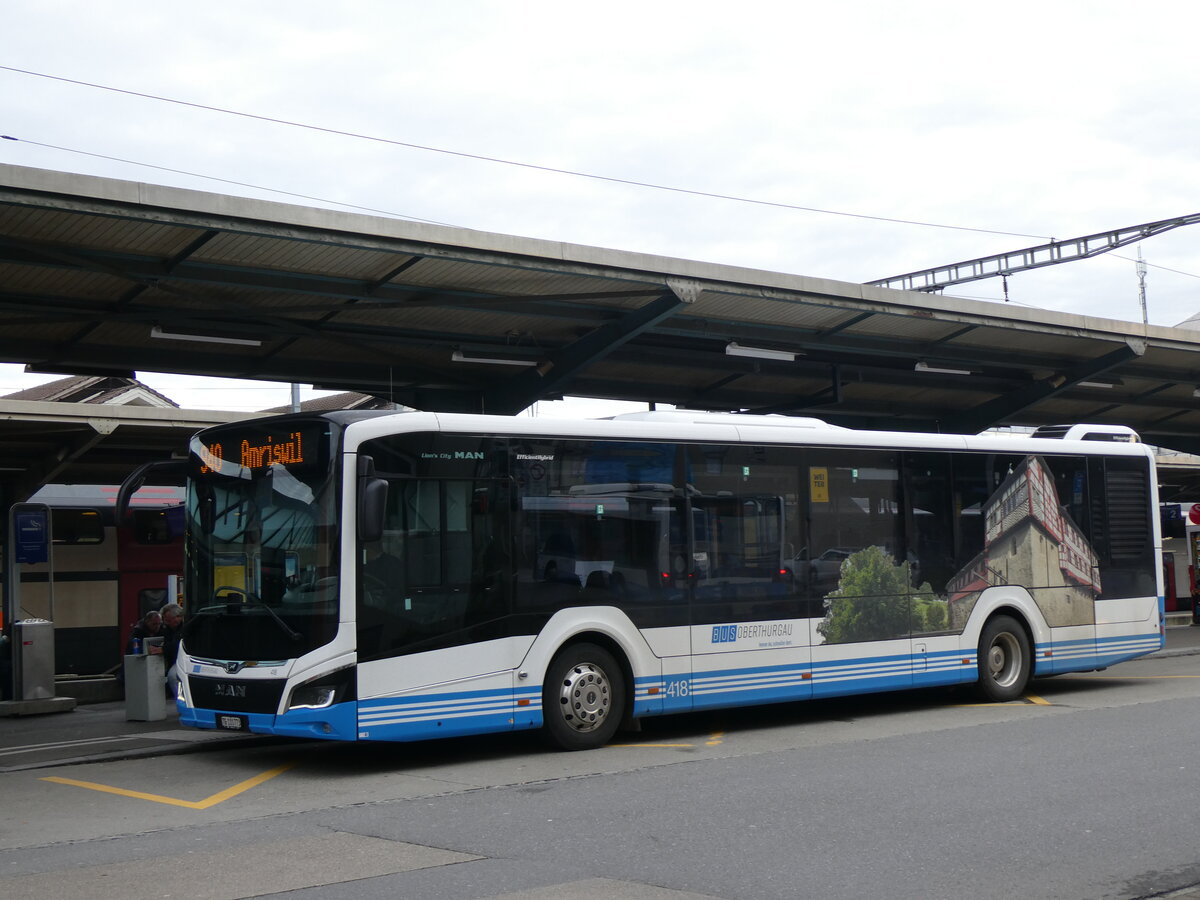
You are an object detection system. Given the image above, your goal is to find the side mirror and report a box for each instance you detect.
[357,456,388,544]
[117,460,187,524]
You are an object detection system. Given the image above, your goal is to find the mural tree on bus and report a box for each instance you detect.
[817,545,945,644]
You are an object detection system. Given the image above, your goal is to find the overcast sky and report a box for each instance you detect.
[3,0,1199,412]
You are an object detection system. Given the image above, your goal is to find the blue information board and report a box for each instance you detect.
[14,508,49,565]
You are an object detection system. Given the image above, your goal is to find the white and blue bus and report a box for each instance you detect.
[140,411,1163,750]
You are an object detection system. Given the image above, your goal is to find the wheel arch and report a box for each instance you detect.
[981,604,1036,649]
[962,586,1049,654]
[517,607,656,704]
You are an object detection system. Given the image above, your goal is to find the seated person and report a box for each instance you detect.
[126,611,162,654]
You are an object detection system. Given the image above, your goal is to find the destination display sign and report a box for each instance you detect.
[193,424,329,475]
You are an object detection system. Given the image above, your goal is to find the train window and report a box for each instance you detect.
[51,508,104,544]
[133,509,174,545]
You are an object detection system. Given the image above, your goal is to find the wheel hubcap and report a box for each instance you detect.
[988,633,1020,688]
[558,662,611,733]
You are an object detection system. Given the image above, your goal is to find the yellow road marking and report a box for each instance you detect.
[953,694,1054,708]
[41,762,295,809]
[706,731,725,746]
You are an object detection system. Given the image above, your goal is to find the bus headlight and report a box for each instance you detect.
[291,685,337,709]
[287,668,356,711]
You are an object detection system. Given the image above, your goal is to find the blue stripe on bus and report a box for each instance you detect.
[274,701,359,740]
[180,707,277,733]
[811,650,926,698]
[357,684,542,742]
[682,629,1161,707]
[633,675,666,717]
[181,701,359,740]
[683,651,967,707]
[1033,632,1162,674]
[183,628,1161,741]
[688,663,812,711]
[355,673,674,740]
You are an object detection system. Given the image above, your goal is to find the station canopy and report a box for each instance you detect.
[0,396,242,502]
[3,162,1200,459]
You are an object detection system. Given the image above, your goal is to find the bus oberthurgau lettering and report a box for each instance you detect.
[712,623,793,644]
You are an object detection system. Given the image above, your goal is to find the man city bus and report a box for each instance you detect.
[121,410,1163,751]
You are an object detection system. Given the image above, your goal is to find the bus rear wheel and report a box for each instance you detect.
[976,615,1031,702]
[542,643,625,751]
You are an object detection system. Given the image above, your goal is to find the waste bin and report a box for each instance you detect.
[124,650,166,721]
[13,619,54,701]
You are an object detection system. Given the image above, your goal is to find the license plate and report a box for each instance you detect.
[216,714,248,732]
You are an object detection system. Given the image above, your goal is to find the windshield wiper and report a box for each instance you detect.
[200,590,303,642]
[245,598,303,642]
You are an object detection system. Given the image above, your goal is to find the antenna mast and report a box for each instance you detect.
[1136,246,1148,324]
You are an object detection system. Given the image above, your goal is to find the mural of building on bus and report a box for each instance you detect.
[944,455,1098,629]
[818,455,1100,644]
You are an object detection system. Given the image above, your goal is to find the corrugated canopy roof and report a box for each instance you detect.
[3,163,1200,454]
[0,399,244,500]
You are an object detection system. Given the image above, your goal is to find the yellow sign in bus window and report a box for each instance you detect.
[810,467,829,503]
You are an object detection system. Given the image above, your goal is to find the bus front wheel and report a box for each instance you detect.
[976,615,1031,702]
[542,643,625,751]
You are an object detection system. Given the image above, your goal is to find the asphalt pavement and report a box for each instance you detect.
[3,622,1199,774]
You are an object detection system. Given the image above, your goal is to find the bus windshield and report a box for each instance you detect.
[183,423,340,662]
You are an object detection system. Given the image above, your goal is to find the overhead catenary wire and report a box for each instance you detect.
[1,65,1050,240]
[2,67,1197,289]
[1111,252,1200,280]
[0,134,454,227]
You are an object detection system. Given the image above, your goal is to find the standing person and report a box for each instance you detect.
[159,603,183,698]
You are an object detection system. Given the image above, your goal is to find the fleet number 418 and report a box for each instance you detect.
[664,679,690,698]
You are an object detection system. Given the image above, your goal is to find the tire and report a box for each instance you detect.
[976,615,1032,702]
[541,643,626,751]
